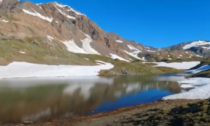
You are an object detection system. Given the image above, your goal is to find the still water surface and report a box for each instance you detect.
[0,76,182,123]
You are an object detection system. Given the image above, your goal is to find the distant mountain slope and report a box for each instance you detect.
[164,40,210,58]
[0,0,207,65]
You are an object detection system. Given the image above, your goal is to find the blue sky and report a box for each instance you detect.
[24,0,210,48]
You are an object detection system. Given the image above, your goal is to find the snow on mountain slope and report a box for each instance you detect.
[54,3,76,20]
[47,35,54,41]
[55,2,84,16]
[155,61,200,69]
[2,0,206,64]
[63,40,87,54]
[0,62,113,79]
[22,9,53,22]
[124,51,142,60]
[63,38,100,55]
[0,19,8,23]
[183,40,210,50]
[110,53,130,62]
[0,0,153,62]
[80,36,100,55]
[115,40,123,43]
[123,44,142,60]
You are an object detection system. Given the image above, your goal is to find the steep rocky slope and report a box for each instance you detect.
[0,0,158,62]
[0,0,205,70]
[0,0,173,76]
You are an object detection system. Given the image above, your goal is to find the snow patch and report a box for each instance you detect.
[195,54,203,58]
[95,60,107,65]
[55,3,66,8]
[183,40,210,50]
[22,9,53,22]
[147,50,155,52]
[180,84,194,89]
[47,35,54,41]
[155,61,200,69]
[115,40,123,43]
[63,40,86,54]
[55,5,75,20]
[178,77,210,86]
[19,51,26,54]
[128,45,136,50]
[80,37,100,55]
[1,19,9,23]
[0,62,114,79]
[163,78,210,100]
[126,45,142,60]
[55,3,84,16]
[124,51,143,60]
[110,53,129,62]
[69,8,83,15]
[63,38,100,55]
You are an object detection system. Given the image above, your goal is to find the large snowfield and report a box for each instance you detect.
[163,77,210,100]
[155,61,200,69]
[162,63,210,100]
[0,61,113,79]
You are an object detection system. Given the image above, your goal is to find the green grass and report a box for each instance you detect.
[156,67,183,74]
[0,37,93,65]
[0,37,184,76]
[99,61,163,76]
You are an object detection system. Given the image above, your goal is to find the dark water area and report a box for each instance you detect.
[90,89,172,115]
[0,76,182,123]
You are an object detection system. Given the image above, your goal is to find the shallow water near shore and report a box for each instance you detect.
[0,76,183,123]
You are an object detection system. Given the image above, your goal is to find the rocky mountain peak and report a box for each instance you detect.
[0,0,153,62]
[0,0,207,63]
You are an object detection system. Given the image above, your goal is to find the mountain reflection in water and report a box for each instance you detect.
[0,76,181,123]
